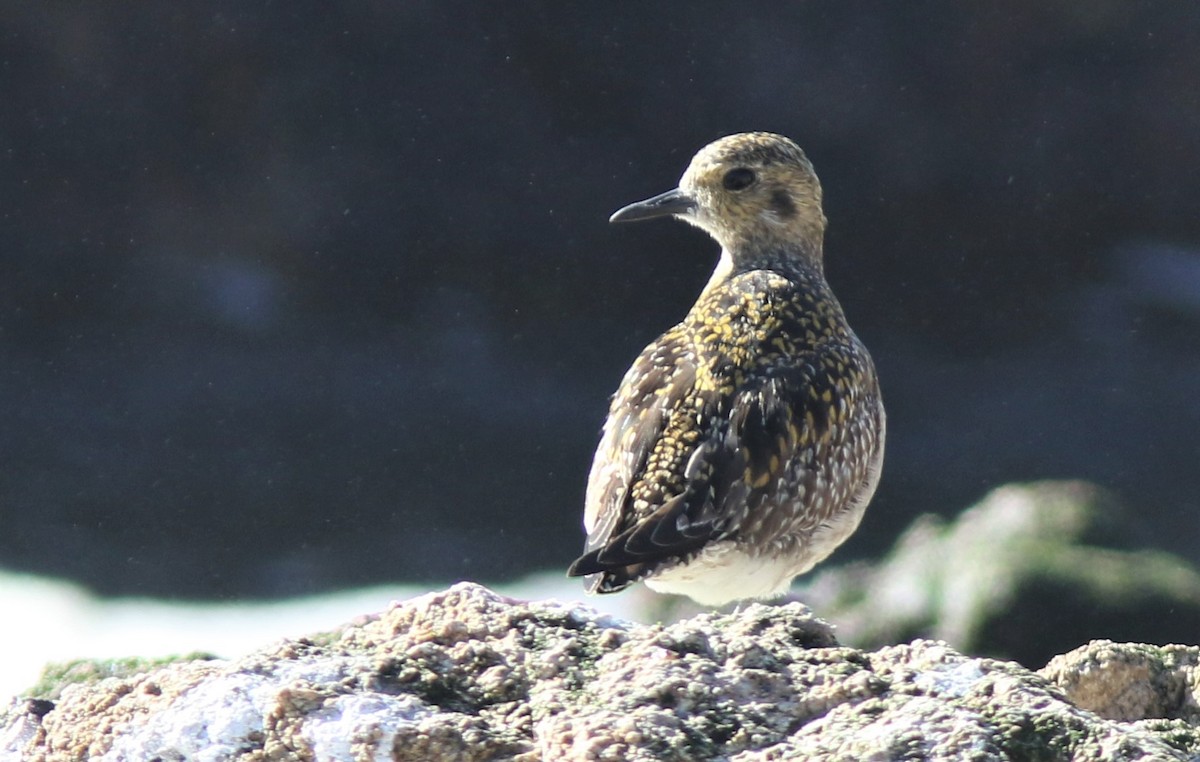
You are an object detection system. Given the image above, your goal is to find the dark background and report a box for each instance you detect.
[3,3,1198,600]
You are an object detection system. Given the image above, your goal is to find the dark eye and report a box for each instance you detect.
[722,167,757,191]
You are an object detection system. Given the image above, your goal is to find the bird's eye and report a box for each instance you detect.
[722,167,757,191]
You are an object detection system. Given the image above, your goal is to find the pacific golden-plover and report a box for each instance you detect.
[566,132,885,606]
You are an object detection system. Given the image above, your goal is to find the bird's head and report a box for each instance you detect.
[610,132,827,260]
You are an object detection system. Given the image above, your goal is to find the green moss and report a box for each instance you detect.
[27,652,218,700]
[990,705,1140,762]
[300,627,347,649]
[1139,718,1200,755]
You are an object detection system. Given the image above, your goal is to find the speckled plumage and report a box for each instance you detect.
[567,133,885,606]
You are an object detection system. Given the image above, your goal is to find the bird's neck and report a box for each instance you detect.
[702,241,825,295]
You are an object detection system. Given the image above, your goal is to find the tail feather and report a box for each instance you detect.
[567,551,646,595]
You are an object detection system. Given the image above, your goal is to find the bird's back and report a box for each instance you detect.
[567,131,886,606]
[572,262,884,598]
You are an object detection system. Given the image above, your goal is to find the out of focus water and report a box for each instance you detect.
[2,2,1198,599]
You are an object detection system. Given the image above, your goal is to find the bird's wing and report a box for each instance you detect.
[624,361,828,557]
[569,347,835,589]
[567,330,696,588]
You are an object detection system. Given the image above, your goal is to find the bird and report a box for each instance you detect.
[566,132,885,607]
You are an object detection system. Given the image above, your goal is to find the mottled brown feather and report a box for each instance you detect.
[568,132,885,604]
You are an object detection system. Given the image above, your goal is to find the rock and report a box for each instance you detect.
[5,582,1200,761]
[1041,640,1200,724]
[795,481,1200,666]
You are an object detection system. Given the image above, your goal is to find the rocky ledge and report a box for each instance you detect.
[4,582,1200,761]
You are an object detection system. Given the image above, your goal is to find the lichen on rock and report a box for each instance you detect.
[5,581,1200,760]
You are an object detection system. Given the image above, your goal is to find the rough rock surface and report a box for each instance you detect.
[794,481,1200,666]
[1042,640,1200,724]
[5,583,1200,761]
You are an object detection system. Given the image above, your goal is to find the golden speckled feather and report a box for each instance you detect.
[567,133,885,606]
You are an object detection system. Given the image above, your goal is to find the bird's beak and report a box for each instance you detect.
[609,188,697,223]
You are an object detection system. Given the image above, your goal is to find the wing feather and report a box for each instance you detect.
[569,349,832,591]
[567,331,696,590]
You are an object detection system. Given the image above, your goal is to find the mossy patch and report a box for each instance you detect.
[27,652,217,700]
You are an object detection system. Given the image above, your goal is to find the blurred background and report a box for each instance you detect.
[2,2,1199,612]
